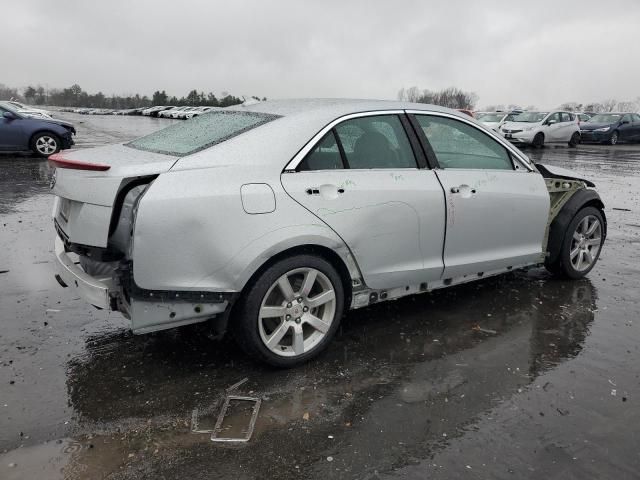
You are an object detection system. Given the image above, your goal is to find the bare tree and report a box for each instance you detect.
[559,102,583,112]
[601,99,617,112]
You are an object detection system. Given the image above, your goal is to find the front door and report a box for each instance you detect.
[542,112,563,142]
[281,113,446,289]
[0,109,25,150]
[618,114,634,141]
[410,113,550,279]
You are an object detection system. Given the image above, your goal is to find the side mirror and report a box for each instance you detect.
[620,120,629,125]
[2,111,17,120]
[546,119,557,125]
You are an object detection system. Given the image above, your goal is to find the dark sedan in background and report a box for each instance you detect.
[579,113,640,145]
[0,101,75,157]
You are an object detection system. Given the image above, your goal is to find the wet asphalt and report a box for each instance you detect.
[1,113,639,479]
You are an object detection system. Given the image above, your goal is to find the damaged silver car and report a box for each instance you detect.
[51,99,606,366]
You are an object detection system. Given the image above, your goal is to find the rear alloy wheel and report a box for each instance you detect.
[568,132,580,148]
[550,206,604,279]
[233,255,344,367]
[609,131,619,145]
[31,132,60,157]
[532,132,545,148]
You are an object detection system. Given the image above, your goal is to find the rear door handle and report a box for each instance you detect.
[450,185,477,195]
[306,186,345,195]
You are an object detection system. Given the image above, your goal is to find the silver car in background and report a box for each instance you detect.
[50,99,606,366]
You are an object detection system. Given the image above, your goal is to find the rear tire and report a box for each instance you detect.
[532,133,545,148]
[546,206,604,279]
[568,132,580,148]
[30,132,60,157]
[232,254,344,367]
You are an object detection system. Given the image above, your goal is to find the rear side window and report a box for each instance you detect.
[298,114,417,171]
[298,131,343,171]
[127,110,280,156]
[415,115,513,170]
[335,115,416,169]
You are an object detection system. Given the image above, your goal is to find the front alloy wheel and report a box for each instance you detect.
[32,133,60,157]
[568,214,603,272]
[233,254,344,367]
[551,206,604,279]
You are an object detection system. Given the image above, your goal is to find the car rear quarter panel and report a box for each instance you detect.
[131,164,355,293]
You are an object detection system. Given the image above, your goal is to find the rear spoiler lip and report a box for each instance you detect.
[48,153,111,171]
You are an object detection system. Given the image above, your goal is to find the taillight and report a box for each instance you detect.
[48,153,111,171]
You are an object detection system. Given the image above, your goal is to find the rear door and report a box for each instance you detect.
[560,112,577,141]
[409,112,549,279]
[281,112,446,289]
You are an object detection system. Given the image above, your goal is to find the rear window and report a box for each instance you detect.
[126,110,280,156]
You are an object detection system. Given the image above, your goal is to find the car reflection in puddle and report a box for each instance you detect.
[57,271,595,478]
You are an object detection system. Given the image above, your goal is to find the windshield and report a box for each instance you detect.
[476,113,504,122]
[587,114,622,124]
[511,112,548,123]
[127,110,280,156]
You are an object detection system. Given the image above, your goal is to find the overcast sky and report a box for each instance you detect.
[4,0,640,108]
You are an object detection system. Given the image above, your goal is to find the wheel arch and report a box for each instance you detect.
[218,242,356,338]
[240,243,354,308]
[29,129,62,145]
[546,189,606,266]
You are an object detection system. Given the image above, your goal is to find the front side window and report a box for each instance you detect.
[547,113,561,124]
[334,115,417,169]
[415,115,513,170]
[632,114,640,123]
[622,114,632,123]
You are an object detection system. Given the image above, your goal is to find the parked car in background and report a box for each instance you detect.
[456,109,474,117]
[579,113,640,145]
[158,106,187,118]
[142,106,174,117]
[50,99,605,366]
[0,101,75,156]
[500,111,581,148]
[475,111,522,131]
[5,100,52,118]
[576,113,592,123]
[184,106,222,119]
[172,107,200,119]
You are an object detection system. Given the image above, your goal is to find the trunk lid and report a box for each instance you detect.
[51,144,178,247]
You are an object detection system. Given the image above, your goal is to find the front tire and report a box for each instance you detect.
[232,254,344,367]
[532,133,545,148]
[30,132,60,157]
[546,206,604,279]
[609,131,619,145]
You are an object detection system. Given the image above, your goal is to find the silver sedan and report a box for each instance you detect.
[50,99,606,366]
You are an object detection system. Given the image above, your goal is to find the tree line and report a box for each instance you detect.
[398,86,479,110]
[8,83,265,109]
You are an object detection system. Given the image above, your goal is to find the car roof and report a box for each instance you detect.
[226,98,469,123]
